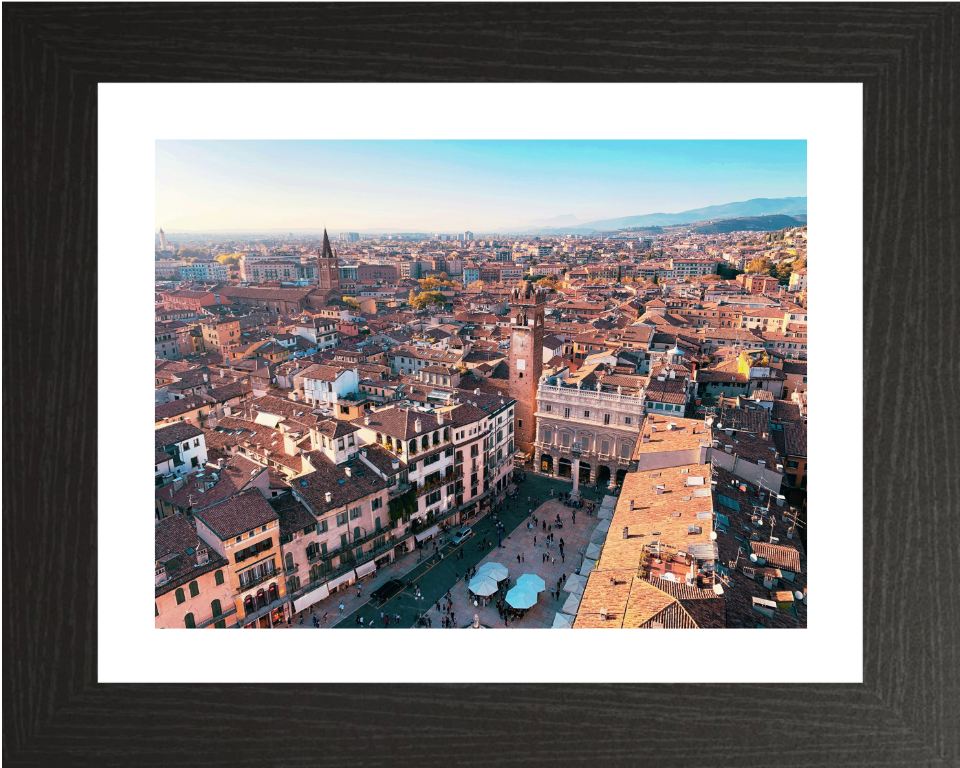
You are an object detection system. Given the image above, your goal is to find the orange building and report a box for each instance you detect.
[194,488,288,628]
[155,515,236,629]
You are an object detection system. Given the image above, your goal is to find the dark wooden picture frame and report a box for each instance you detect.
[4,3,957,765]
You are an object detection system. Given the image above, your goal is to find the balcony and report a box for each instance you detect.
[388,482,412,498]
[235,568,280,594]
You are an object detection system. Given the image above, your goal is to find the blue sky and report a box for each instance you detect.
[155,140,806,232]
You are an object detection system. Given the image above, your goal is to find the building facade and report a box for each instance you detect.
[534,379,644,489]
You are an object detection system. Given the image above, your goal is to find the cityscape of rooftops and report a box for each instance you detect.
[155,140,807,630]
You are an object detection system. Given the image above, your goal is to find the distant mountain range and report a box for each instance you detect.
[687,214,806,235]
[503,197,807,234]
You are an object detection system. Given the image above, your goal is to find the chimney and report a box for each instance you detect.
[437,412,444,426]
[391,459,399,470]
[345,467,352,478]
[414,418,422,433]
[325,491,332,503]
[364,415,371,425]
[669,370,675,379]
[629,499,635,510]
[196,546,209,566]
[474,388,480,395]
[155,563,167,586]
[724,445,733,454]
[758,459,765,468]
[622,526,629,540]
[650,425,657,433]
[668,422,676,431]
[203,373,209,383]
[220,369,225,378]
[655,484,665,495]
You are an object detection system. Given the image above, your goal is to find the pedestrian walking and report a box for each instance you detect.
[572,512,576,525]
[323,612,328,623]
[542,520,546,531]
[534,535,537,545]
[561,552,565,562]
[339,603,345,615]
[552,557,556,564]
[359,616,364,626]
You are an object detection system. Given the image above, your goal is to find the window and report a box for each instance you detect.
[561,433,570,447]
[518,419,522,430]
[564,408,570,419]
[624,417,632,425]
[786,460,800,469]
[336,512,348,526]
[545,404,552,413]
[601,440,611,455]
[543,428,552,443]
[372,497,382,511]
[604,414,611,425]
[182,442,189,451]
[175,588,185,605]
[349,506,361,520]
[211,599,222,618]
[584,410,590,419]
[184,613,196,629]
[191,456,199,468]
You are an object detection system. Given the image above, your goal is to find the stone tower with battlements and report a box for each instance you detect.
[508,282,546,460]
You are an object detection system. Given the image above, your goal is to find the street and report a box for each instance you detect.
[334,472,607,628]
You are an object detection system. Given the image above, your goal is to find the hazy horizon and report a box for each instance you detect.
[156,140,806,233]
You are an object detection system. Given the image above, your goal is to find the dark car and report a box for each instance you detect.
[370,579,404,604]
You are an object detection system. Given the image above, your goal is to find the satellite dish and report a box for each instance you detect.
[749,553,758,563]
[795,591,804,601]
[709,531,718,540]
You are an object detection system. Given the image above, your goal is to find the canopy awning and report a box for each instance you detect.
[356,561,377,578]
[326,570,356,591]
[292,583,330,613]
[561,591,582,616]
[415,525,440,542]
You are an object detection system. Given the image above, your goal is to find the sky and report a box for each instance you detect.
[155,140,806,233]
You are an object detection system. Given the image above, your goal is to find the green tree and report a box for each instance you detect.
[343,296,361,311]
[746,257,773,274]
[410,291,448,310]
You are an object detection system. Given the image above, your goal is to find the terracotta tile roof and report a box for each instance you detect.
[155,395,208,421]
[154,515,228,598]
[154,455,266,511]
[269,494,317,538]
[292,453,387,518]
[155,422,204,446]
[194,487,278,541]
[750,542,802,574]
[772,424,807,458]
[634,415,710,456]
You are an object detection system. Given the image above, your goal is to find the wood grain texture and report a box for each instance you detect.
[3,3,957,766]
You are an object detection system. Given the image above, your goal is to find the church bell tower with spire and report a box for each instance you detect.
[316,228,341,303]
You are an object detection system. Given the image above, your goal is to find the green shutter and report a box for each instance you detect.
[184,613,196,629]
[175,588,185,605]
[215,569,224,585]
[189,580,199,598]
[211,599,222,617]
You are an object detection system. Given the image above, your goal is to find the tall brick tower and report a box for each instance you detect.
[316,229,341,301]
[508,282,546,460]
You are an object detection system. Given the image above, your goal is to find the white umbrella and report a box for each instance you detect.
[477,562,509,582]
[561,591,581,616]
[585,542,602,560]
[580,557,597,573]
[551,612,574,629]
[468,575,498,596]
[516,573,546,593]
[590,529,607,546]
[594,518,611,534]
[505,586,538,610]
[563,573,588,595]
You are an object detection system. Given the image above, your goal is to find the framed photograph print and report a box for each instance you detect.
[4,3,957,766]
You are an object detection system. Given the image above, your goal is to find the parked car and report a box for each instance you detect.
[370,579,404,604]
[452,527,474,545]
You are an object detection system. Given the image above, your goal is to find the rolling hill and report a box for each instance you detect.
[687,214,805,234]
